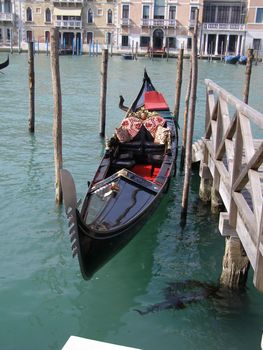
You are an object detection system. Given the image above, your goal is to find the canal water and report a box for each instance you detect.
[0,53,262,350]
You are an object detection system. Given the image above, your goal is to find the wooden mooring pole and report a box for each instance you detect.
[28,41,35,133]
[173,47,184,121]
[50,28,63,205]
[100,49,108,137]
[180,59,192,169]
[181,9,199,221]
[243,48,254,104]
[99,49,108,137]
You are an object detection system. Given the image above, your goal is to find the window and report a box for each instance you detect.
[190,6,198,21]
[4,0,11,13]
[6,28,11,41]
[217,6,230,23]
[87,31,93,44]
[256,8,263,23]
[107,9,112,24]
[0,28,2,41]
[121,35,128,47]
[187,37,192,49]
[154,0,165,19]
[169,6,176,20]
[106,32,111,45]
[140,36,150,47]
[88,9,93,23]
[45,31,50,43]
[203,4,216,23]
[27,30,33,42]
[122,5,129,19]
[45,8,51,22]
[143,5,149,19]
[253,38,261,50]
[166,37,176,48]
[97,8,103,16]
[26,7,32,22]
[36,7,41,14]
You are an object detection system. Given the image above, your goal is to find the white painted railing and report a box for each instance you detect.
[0,12,13,21]
[141,18,177,27]
[203,23,246,31]
[55,20,82,29]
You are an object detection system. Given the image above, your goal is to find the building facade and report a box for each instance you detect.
[0,0,262,57]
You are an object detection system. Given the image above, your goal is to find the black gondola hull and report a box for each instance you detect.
[76,175,171,279]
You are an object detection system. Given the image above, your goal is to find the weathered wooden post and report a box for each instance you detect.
[243,48,254,104]
[220,236,250,289]
[28,41,35,133]
[180,60,192,169]
[99,49,108,137]
[50,28,63,205]
[181,9,199,220]
[173,47,184,121]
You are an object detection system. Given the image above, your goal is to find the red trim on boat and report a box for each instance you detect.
[144,91,169,111]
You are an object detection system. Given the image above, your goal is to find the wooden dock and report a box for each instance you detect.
[193,79,263,292]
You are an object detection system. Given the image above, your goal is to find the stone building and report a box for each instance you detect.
[0,0,262,57]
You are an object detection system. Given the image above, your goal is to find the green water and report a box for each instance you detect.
[0,54,262,350]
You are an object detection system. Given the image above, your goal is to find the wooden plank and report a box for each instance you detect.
[205,79,263,128]
[233,192,257,240]
[236,213,257,269]
[239,112,255,161]
[233,142,263,191]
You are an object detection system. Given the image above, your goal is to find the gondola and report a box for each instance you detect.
[61,70,178,280]
[0,55,9,70]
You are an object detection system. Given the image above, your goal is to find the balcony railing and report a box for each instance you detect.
[141,18,177,27]
[203,23,246,31]
[55,20,82,29]
[53,0,83,3]
[0,12,14,21]
[121,18,131,26]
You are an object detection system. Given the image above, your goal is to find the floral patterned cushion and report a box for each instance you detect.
[120,117,142,138]
[115,127,132,143]
[154,125,171,144]
[144,115,165,138]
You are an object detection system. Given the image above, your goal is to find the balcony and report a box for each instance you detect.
[121,18,131,26]
[202,23,246,31]
[53,0,83,3]
[55,20,82,29]
[0,12,14,22]
[141,18,177,27]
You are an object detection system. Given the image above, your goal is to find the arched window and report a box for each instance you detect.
[45,31,50,43]
[87,32,93,44]
[107,9,112,24]
[26,7,32,22]
[45,8,51,23]
[26,30,33,42]
[88,9,93,23]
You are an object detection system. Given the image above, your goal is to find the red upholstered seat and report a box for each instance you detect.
[144,91,169,111]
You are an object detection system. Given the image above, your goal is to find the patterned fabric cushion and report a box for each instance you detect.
[115,127,132,143]
[144,115,165,138]
[121,117,142,138]
[154,125,171,144]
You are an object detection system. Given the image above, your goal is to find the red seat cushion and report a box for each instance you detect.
[144,91,169,111]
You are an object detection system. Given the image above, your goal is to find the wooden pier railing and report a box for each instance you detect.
[194,79,263,292]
